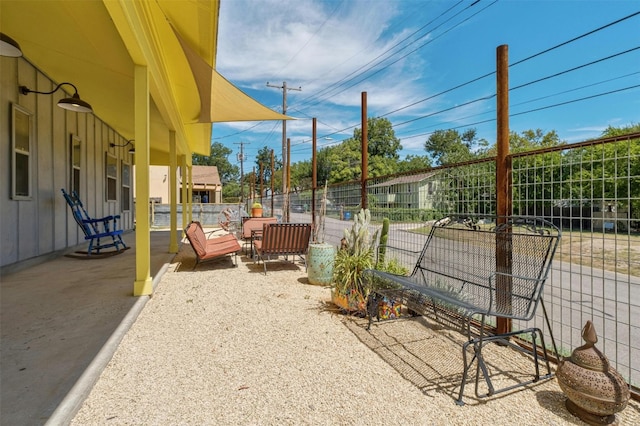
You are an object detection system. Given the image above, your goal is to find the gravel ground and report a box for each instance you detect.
[72,243,640,425]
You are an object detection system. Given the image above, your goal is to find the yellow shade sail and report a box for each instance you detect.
[173,25,293,123]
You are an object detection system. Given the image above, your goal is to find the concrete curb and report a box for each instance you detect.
[45,259,173,426]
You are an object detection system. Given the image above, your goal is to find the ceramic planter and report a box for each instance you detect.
[307,243,336,285]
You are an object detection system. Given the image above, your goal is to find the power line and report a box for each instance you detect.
[510,10,640,68]
[511,46,640,91]
[293,0,471,109]
[395,84,640,142]
[295,1,496,111]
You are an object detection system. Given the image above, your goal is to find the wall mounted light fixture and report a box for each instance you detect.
[0,32,23,57]
[19,82,93,113]
[110,140,135,154]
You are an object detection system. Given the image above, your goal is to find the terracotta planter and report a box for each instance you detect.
[307,243,336,285]
[251,207,263,218]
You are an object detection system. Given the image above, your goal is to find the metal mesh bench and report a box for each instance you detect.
[363,215,561,405]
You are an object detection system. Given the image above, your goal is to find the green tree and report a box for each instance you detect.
[315,117,404,184]
[353,117,402,159]
[290,160,312,192]
[397,154,432,173]
[254,146,282,187]
[424,128,484,165]
[192,141,239,184]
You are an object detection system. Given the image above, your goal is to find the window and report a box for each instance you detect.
[71,135,81,194]
[121,161,131,211]
[106,154,117,201]
[12,104,32,199]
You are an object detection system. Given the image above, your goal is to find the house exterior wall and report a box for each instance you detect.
[148,166,172,203]
[1,57,133,268]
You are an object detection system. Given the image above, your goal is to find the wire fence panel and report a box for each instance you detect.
[315,135,639,388]
[511,138,640,388]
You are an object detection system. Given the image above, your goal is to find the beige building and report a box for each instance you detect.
[135,165,222,204]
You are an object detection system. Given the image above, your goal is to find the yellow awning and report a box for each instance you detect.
[173,25,293,123]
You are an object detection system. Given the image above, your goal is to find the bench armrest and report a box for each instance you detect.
[488,272,545,319]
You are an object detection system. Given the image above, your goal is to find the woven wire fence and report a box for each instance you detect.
[303,135,639,388]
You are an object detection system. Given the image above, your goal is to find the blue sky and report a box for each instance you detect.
[212,0,640,167]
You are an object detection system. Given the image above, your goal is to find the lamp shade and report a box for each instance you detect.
[0,33,23,57]
[20,83,93,114]
[57,93,93,113]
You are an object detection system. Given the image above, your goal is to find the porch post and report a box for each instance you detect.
[133,64,153,296]
[169,130,179,253]
[187,164,193,223]
[180,155,188,230]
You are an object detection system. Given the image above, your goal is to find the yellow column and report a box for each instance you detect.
[133,65,153,296]
[187,164,193,223]
[169,131,179,253]
[181,155,188,230]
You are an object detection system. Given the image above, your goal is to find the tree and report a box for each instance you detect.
[192,141,239,184]
[254,146,282,189]
[353,117,402,159]
[290,160,312,192]
[397,154,432,173]
[424,128,483,165]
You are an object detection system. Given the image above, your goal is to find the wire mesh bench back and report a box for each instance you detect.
[413,216,560,320]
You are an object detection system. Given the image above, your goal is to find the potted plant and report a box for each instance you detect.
[251,201,263,218]
[331,211,408,315]
[330,208,379,314]
[307,182,336,285]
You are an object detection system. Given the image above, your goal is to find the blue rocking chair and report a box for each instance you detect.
[61,189,127,256]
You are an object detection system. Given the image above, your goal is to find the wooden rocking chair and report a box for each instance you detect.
[61,189,127,256]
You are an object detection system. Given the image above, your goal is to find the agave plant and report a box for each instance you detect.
[332,209,379,309]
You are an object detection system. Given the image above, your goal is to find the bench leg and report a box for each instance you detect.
[459,325,554,405]
[458,315,490,405]
[365,292,382,330]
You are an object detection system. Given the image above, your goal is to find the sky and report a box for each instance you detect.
[211,0,640,168]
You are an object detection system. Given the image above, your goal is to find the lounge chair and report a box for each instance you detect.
[184,221,241,269]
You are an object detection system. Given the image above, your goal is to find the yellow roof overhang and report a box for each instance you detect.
[1,0,290,161]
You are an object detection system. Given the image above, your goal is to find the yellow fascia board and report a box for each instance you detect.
[103,0,200,159]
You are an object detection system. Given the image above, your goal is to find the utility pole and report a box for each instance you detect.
[266,81,301,194]
[234,141,248,204]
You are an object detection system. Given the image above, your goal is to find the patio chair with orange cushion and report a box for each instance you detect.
[253,223,312,274]
[184,221,241,269]
[241,217,278,256]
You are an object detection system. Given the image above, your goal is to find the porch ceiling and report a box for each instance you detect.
[1,0,287,161]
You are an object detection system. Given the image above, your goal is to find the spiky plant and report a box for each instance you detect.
[332,209,379,309]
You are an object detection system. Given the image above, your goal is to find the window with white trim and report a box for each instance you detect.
[106,153,117,201]
[12,104,33,200]
[71,135,81,194]
[121,161,131,211]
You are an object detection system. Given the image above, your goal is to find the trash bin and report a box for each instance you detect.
[344,211,351,221]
